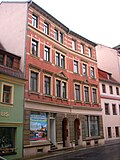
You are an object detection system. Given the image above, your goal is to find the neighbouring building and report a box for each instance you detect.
[96,44,120,82]
[98,69,120,143]
[0,1,104,158]
[0,46,25,160]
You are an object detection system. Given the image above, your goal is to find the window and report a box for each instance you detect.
[59,32,63,43]
[32,39,38,56]
[2,84,13,104]
[32,14,38,28]
[56,80,67,99]
[115,127,119,137]
[44,22,49,35]
[85,115,99,137]
[56,80,61,97]
[92,88,97,103]
[55,52,65,69]
[88,48,92,57]
[80,44,84,54]
[112,104,117,115]
[84,86,89,102]
[54,29,58,40]
[44,76,51,95]
[6,56,13,68]
[119,105,120,115]
[0,127,16,155]
[75,84,80,101]
[90,67,95,78]
[82,63,87,76]
[109,86,113,94]
[44,46,50,62]
[102,84,106,93]
[30,71,38,92]
[61,55,65,69]
[30,112,48,141]
[72,40,76,50]
[108,127,112,138]
[105,103,110,115]
[116,87,119,95]
[74,60,78,73]
[0,53,4,65]
[62,82,66,99]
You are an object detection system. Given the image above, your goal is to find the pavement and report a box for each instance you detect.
[23,141,120,160]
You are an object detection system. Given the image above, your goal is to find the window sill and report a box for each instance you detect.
[84,102,90,104]
[0,102,13,107]
[43,94,52,98]
[74,100,82,103]
[56,97,68,101]
[91,77,96,80]
[30,54,40,59]
[44,60,52,64]
[29,91,40,95]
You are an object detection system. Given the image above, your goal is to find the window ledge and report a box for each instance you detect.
[43,94,52,98]
[56,97,68,101]
[74,100,82,103]
[44,60,52,64]
[0,102,13,106]
[30,54,40,59]
[29,91,40,95]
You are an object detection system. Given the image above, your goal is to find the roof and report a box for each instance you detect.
[0,44,25,80]
[0,65,25,80]
[98,69,120,85]
[31,1,97,47]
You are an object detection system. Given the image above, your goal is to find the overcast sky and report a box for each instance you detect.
[1,0,120,48]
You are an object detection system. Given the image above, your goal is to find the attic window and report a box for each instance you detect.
[0,53,4,65]
[107,74,111,79]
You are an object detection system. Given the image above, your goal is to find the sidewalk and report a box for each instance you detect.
[23,141,120,160]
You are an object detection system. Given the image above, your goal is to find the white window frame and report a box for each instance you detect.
[92,87,98,103]
[83,85,90,102]
[43,73,53,96]
[29,68,40,93]
[74,83,81,101]
[31,38,40,57]
[55,78,67,99]
[1,82,14,105]
[32,14,38,28]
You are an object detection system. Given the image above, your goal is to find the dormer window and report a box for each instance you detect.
[6,56,13,68]
[0,53,4,65]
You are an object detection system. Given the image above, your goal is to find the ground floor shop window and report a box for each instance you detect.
[0,127,16,155]
[85,115,99,137]
[30,112,48,141]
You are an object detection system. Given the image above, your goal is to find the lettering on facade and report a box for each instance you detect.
[0,112,9,117]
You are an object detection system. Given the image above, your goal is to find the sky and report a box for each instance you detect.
[1,0,120,48]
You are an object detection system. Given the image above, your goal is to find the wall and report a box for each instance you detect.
[0,2,28,72]
[96,44,120,82]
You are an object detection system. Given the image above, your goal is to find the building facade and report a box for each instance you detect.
[23,2,104,158]
[98,69,120,143]
[0,48,25,160]
[0,1,104,158]
[96,44,120,82]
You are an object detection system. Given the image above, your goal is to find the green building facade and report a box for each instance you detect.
[0,49,25,160]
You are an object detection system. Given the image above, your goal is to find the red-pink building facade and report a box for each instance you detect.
[23,2,104,158]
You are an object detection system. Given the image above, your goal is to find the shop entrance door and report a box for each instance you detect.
[50,118,56,145]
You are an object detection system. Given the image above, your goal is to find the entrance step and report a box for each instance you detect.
[50,142,58,150]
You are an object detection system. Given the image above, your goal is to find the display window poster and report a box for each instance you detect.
[30,113,48,141]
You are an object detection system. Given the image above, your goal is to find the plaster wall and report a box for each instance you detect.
[0,2,28,72]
